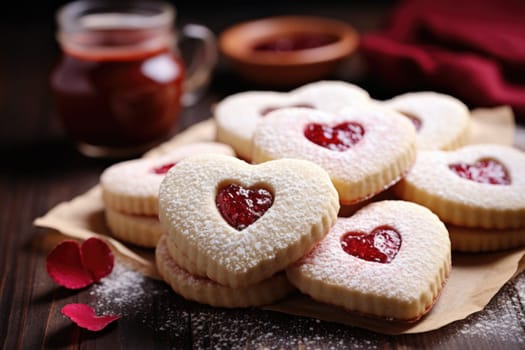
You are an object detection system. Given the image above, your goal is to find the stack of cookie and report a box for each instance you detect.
[155,154,340,307]
[100,142,234,248]
[149,80,457,322]
[149,80,523,322]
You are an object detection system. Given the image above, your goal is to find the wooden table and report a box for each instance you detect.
[2,2,524,349]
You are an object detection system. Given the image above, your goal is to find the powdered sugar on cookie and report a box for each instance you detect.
[287,200,451,321]
[252,106,416,204]
[395,144,525,229]
[158,154,339,288]
[215,81,371,160]
[382,92,471,150]
[101,142,235,215]
[100,142,235,247]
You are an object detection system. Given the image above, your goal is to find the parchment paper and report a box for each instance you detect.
[34,107,525,334]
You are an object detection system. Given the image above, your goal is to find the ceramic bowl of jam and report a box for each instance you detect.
[219,16,359,87]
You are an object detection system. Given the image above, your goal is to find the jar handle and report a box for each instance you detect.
[179,24,217,106]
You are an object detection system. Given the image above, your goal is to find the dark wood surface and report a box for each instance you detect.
[2,2,525,349]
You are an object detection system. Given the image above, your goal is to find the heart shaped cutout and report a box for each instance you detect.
[449,159,510,185]
[340,226,401,263]
[216,183,273,230]
[304,122,364,152]
[61,304,120,331]
[47,238,114,289]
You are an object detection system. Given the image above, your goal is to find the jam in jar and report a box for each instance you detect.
[50,0,215,158]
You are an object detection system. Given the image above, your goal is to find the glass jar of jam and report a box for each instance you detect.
[50,0,216,158]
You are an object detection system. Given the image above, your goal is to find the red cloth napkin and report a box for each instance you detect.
[360,0,525,121]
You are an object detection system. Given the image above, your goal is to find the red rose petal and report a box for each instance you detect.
[46,238,114,289]
[81,238,114,282]
[61,303,120,331]
[46,240,94,289]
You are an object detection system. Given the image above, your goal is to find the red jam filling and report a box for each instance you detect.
[151,162,176,174]
[216,184,273,230]
[253,33,339,52]
[304,121,364,151]
[340,226,402,263]
[260,103,315,116]
[448,159,510,185]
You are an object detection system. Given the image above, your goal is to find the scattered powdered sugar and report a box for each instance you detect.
[86,262,386,348]
[90,264,148,312]
[89,263,190,338]
[189,308,383,349]
[437,271,525,346]
[515,271,525,303]
[86,262,525,348]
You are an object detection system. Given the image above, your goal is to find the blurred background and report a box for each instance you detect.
[0,0,396,149]
[1,0,523,155]
[2,0,398,24]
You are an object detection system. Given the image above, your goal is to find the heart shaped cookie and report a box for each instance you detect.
[286,200,451,321]
[214,80,370,160]
[158,154,339,288]
[394,144,525,229]
[252,106,417,204]
[381,92,471,150]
